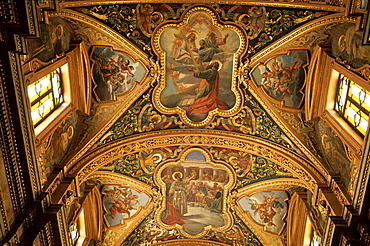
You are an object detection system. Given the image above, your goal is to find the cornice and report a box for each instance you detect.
[0,55,27,217]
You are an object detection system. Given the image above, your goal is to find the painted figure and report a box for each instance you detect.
[160,151,230,234]
[163,171,196,225]
[158,10,241,120]
[248,192,283,227]
[91,47,145,101]
[102,185,150,226]
[173,31,201,67]
[104,187,140,219]
[186,60,231,116]
[252,51,307,108]
[199,31,229,62]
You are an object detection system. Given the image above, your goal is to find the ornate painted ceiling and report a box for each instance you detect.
[15,0,370,245]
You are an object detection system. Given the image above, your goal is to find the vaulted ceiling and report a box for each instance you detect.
[1,0,370,245]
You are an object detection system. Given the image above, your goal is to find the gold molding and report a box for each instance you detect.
[236,178,309,195]
[59,1,345,12]
[9,52,32,209]
[46,10,155,172]
[68,130,326,191]
[355,149,370,211]
[89,171,155,191]
[47,10,148,59]
[89,172,156,245]
[324,218,335,246]
[151,239,231,245]
[249,14,358,67]
[247,82,331,183]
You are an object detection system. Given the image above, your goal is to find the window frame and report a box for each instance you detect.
[22,42,91,144]
[28,65,68,127]
[325,64,369,147]
[306,46,367,161]
[24,58,72,139]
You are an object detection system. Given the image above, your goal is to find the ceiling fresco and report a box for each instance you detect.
[91,46,148,102]
[93,86,301,153]
[71,3,332,57]
[26,1,364,245]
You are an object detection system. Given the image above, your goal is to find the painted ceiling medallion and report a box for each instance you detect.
[153,6,246,126]
[154,148,235,238]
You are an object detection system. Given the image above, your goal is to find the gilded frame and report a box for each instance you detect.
[154,147,236,238]
[152,6,247,127]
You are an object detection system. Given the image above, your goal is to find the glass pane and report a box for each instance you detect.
[349,81,370,112]
[335,75,349,113]
[27,68,64,126]
[30,94,54,125]
[344,103,357,125]
[51,68,63,104]
[359,114,369,135]
[31,109,42,125]
[335,74,370,137]
[37,94,53,112]
[28,75,52,103]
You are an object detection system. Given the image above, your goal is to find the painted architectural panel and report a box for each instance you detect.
[91,46,147,102]
[239,191,288,234]
[251,51,308,108]
[156,149,234,237]
[102,185,150,227]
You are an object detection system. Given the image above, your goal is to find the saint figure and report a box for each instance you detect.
[186,60,231,116]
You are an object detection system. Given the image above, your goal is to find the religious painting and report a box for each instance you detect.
[101,185,150,227]
[251,51,308,108]
[238,190,288,234]
[91,46,147,102]
[153,7,246,124]
[39,116,75,184]
[25,17,71,62]
[156,149,234,236]
[317,121,352,190]
[333,23,370,69]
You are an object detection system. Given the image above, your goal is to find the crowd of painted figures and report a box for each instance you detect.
[161,170,225,225]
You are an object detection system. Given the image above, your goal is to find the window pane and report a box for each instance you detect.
[359,115,369,135]
[335,75,370,137]
[28,75,52,103]
[27,68,64,126]
[51,68,63,104]
[335,74,349,113]
[349,81,370,112]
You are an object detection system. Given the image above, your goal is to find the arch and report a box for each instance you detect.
[69,130,327,192]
